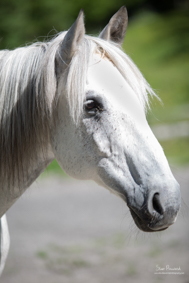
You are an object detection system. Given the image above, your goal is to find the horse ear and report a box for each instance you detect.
[55,10,85,74]
[99,6,128,47]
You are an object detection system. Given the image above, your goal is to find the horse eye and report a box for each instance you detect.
[84,99,104,116]
[85,99,98,112]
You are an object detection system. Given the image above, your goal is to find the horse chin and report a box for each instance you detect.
[129,209,169,233]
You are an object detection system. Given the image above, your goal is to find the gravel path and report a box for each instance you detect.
[1,167,189,283]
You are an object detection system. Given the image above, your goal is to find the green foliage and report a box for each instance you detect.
[160,138,189,166]
[42,159,68,177]
[123,11,189,110]
[0,0,145,49]
[2,0,185,49]
[123,12,189,165]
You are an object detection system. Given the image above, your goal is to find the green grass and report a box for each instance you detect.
[44,11,189,175]
[160,138,189,166]
[124,11,189,165]
[42,159,68,177]
[124,12,189,110]
[36,250,49,260]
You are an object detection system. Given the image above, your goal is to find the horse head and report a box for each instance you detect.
[50,7,181,232]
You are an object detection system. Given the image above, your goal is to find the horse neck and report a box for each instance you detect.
[0,46,55,217]
[0,142,54,218]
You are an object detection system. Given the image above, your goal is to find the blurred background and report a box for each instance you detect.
[1,0,189,283]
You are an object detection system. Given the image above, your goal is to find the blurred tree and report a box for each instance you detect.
[146,0,189,13]
[0,0,147,49]
[0,0,188,49]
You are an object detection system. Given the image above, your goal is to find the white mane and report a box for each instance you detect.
[0,31,156,188]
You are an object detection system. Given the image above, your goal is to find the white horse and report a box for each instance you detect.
[0,7,181,275]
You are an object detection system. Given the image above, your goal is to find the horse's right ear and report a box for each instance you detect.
[55,10,85,75]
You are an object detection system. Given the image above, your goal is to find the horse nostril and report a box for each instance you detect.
[152,193,164,216]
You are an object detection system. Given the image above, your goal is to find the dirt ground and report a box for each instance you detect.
[1,167,189,283]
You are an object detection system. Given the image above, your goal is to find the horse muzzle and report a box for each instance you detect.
[128,182,181,232]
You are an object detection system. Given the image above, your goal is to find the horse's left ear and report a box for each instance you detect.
[55,10,85,75]
[99,6,128,47]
